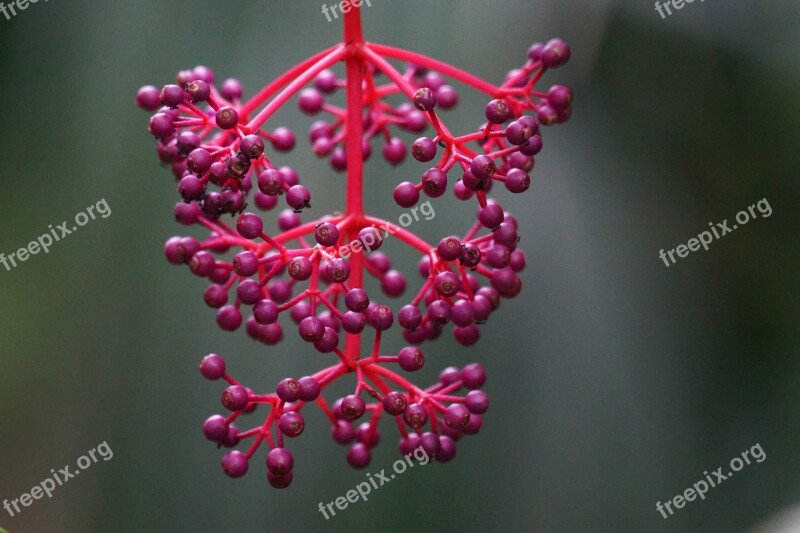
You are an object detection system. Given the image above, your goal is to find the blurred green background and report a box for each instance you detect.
[1,1,798,532]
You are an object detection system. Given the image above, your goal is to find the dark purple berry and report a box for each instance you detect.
[216,106,239,129]
[347,443,371,469]
[199,353,226,380]
[277,378,301,403]
[412,137,437,162]
[413,87,436,111]
[203,415,229,442]
[485,99,512,124]
[344,288,369,312]
[221,450,249,478]
[341,394,366,420]
[398,346,424,372]
[403,402,428,428]
[382,391,407,415]
[266,448,294,475]
[221,385,249,411]
[314,222,339,246]
[279,411,305,438]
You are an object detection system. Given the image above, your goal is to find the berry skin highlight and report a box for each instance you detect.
[138,5,572,489]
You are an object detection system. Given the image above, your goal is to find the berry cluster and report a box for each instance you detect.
[138,6,570,488]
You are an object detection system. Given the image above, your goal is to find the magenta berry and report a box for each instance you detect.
[215,106,239,129]
[278,411,305,438]
[236,213,263,239]
[221,385,249,412]
[139,3,571,488]
[221,451,249,478]
[266,448,294,476]
[199,354,226,380]
[412,87,436,112]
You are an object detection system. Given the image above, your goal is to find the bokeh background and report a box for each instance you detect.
[1,1,798,532]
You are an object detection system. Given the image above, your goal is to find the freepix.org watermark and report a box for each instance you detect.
[318,446,430,520]
[1,198,111,272]
[3,441,113,518]
[321,0,372,22]
[658,197,771,267]
[0,0,49,22]
[338,200,435,258]
[654,0,707,19]
[656,442,766,519]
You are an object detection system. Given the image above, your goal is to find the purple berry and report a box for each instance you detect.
[347,443,371,469]
[215,106,239,129]
[279,411,305,438]
[266,447,294,475]
[221,450,249,478]
[200,354,227,380]
[236,213,264,239]
[382,391,408,415]
[314,222,340,246]
[286,185,311,210]
[412,137,437,162]
[277,378,302,403]
[331,420,355,444]
[460,363,486,389]
[421,168,447,198]
[413,87,436,112]
[403,402,428,428]
[345,288,369,312]
[136,85,161,111]
[485,99,512,124]
[465,390,489,414]
[393,182,419,208]
[398,346,424,372]
[203,415,229,442]
[221,385,249,411]
[341,394,366,420]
